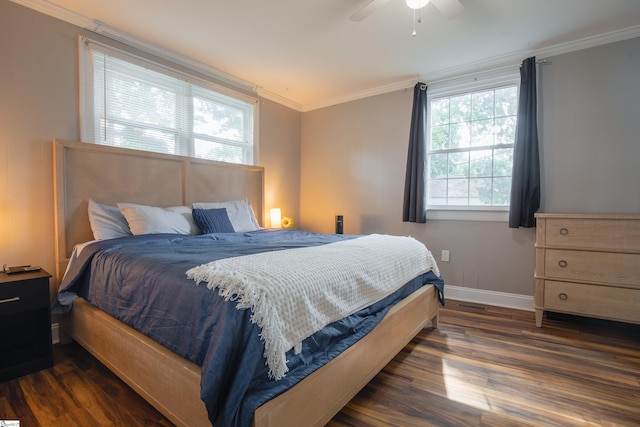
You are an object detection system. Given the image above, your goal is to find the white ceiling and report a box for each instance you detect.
[13,0,640,111]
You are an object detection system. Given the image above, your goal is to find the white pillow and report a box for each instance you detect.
[117,203,199,235]
[88,199,132,240]
[192,198,260,232]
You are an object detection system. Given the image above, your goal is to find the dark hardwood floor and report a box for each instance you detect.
[1,301,639,426]
[330,302,640,427]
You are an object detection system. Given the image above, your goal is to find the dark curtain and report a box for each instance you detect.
[403,82,428,223]
[509,57,540,228]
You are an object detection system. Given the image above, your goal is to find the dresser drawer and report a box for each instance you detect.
[545,249,640,288]
[545,218,640,251]
[544,280,640,323]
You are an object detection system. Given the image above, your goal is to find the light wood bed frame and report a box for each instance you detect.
[53,139,439,427]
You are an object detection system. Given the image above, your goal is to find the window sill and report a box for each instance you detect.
[425,209,509,222]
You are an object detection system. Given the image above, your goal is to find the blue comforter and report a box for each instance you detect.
[54,230,444,426]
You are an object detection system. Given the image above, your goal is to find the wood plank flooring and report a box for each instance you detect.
[330,302,640,427]
[1,301,639,426]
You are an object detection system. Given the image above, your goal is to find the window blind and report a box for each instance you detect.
[80,37,256,165]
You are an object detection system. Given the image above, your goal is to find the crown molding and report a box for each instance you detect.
[308,24,640,111]
[256,87,303,112]
[88,20,258,95]
[301,77,420,112]
[10,0,92,25]
[11,1,640,112]
[533,24,640,59]
[10,0,258,97]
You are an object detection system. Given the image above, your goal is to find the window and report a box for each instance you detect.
[80,38,257,165]
[427,83,518,210]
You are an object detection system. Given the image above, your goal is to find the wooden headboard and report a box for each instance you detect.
[53,140,264,282]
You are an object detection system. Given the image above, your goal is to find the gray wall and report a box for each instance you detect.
[301,36,640,297]
[0,1,301,294]
[539,37,640,213]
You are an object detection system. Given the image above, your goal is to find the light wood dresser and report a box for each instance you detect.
[534,213,640,327]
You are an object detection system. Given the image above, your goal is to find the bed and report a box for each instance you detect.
[52,139,443,427]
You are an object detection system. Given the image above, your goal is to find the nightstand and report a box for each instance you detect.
[0,269,53,382]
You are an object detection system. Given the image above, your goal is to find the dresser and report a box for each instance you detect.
[534,213,640,327]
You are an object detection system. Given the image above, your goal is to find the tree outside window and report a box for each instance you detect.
[427,85,518,208]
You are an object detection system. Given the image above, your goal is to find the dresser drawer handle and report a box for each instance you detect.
[558,293,568,301]
[558,260,568,268]
[559,228,569,235]
[0,296,20,304]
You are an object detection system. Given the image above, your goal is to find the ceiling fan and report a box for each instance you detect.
[349,0,464,22]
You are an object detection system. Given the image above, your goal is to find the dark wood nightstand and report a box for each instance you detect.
[0,269,53,382]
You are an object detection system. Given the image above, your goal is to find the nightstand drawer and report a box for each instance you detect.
[544,249,640,288]
[0,280,50,315]
[543,280,640,322]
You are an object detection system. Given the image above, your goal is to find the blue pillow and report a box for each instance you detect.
[192,208,235,234]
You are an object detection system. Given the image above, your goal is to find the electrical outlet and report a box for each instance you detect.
[441,250,450,262]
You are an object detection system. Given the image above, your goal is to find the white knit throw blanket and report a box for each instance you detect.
[186,234,439,380]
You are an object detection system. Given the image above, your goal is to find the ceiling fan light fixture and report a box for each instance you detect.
[405,0,430,10]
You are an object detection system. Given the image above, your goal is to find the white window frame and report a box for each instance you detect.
[425,70,520,222]
[78,36,259,165]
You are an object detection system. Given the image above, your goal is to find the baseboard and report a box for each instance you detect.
[445,285,534,312]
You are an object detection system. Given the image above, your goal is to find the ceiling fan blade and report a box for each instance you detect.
[431,0,464,19]
[349,0,392,22]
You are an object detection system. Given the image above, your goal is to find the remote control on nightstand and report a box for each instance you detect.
[3,264,42,274]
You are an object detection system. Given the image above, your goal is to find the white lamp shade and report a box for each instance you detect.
[270,208,282,229]
[406,0,429,9]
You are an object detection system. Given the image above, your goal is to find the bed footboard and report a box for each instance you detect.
[61,284,438,427]
[252,284,438,427]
